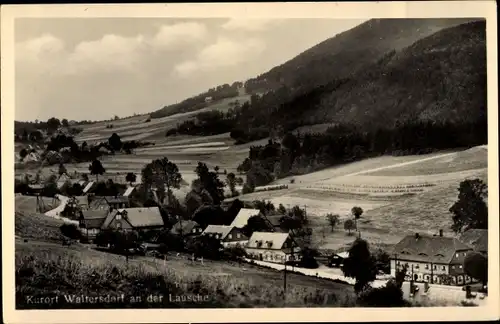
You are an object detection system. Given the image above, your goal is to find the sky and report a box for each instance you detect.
[15,18,365,122]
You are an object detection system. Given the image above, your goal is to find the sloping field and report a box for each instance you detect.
[75,95,251,144]
[234,146,488,251]
[16,240,355,309]
[365,146,487,176]
[15,196,64,242]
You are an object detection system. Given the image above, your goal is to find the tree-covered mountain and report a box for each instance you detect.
[269,19,487,130]
[243,18,479,94]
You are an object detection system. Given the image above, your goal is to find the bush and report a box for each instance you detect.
[357,279,409,307]
[59,224,81,240]
[223,245,247,261]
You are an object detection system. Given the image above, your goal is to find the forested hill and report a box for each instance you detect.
[283,19,487,129]
[243,18,479,94]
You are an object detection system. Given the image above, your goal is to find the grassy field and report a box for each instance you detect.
[15,239,356,309]
[15,196,64,242]
[75,94,251,144]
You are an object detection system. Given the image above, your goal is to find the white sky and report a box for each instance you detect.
[15,18,365,121]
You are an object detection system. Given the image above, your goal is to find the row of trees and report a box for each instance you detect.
[236,117,487,192]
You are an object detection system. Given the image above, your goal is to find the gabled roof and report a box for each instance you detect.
[123,186,136,197]
[170,220,201,235]
[459,229,488,253]
[393,234,473,264]
[230,208,261,228]
[202,225,235,240]
[80,209,108,229]
[101,207,163,229]
[247,232,290,250]
[73,196,89,206]
[82,181,95,194]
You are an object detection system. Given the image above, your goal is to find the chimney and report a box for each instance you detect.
[415,233,420,240]
[439,229,443,237]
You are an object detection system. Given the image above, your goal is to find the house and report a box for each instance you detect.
[205,96,213,103]
[202,225,249,248]
[27,184,44,194]
[245,232,301,264]
[101,207,164,231]
[459,229,488,255]
[78,209,108,240]
[328,251,349,268]
[89,195,130,210]
[391,231,475,286]
[230,208,262,228]
[72,196,89,210]
[170,220,203,237]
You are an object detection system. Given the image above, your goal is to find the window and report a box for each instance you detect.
[463,252,467,257]
[433,265,437,270]
[228,234,233,239]
[456,253,459,258]
[459,265,463,269]
[116,214,122,220]
[397,261,401,265]
[425,264,429,269]
[451,265,455,269]
[415,265,419,269]
[442,266,446,270]
[237,233,241,239]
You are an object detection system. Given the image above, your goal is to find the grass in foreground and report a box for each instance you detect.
[16,242,357,309]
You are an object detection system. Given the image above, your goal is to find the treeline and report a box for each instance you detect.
[165,110,237,137]
[151,82,243,119]
[238,118,487,189]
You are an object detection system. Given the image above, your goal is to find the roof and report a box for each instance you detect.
[73,196,89,206]
[170,220,200,235]
[123,186,136,197]
[102,207,164,229]
[89,196,129,209]
[28,184,44,190]
[335,251,349,259]
[265,215,283,227]
[459,229,488,253]
[80,209,108,228]
[247,232,290,250]
[105,196,130,204]
[77,180,87,187]
[202,225,234,240]
[82,181,95,194]
[392,234,473,264]
[230,208,261,228]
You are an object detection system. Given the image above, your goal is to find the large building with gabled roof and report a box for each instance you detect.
[390,231,475,286]
[245,232,301,264]
[201,225,248,247]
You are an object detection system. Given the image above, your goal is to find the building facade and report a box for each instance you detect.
[202,225,248,247]
[245,232,301,264]
[391,231,475,286]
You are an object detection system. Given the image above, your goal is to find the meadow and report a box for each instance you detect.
[15,239,356,309]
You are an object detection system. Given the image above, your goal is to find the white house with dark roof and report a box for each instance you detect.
[245,232,301,264]
[391,231,475,286]
[230,208,262,228]
[202,225,248,247]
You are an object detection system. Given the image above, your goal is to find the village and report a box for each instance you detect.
[11,15,492,311]
[15,147,489,307]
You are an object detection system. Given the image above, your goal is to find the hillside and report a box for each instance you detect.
[244,18,478,93]
[311,20,486,128]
